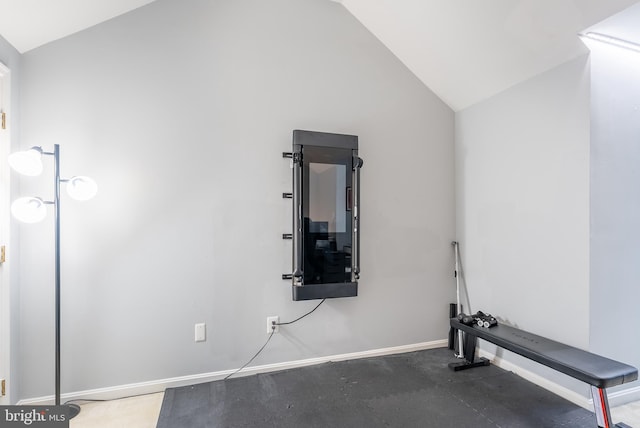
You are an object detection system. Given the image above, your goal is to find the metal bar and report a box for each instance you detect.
[292,151,303,285]
[351,155,361,280]
[53,144,61,406]
[453,241,464,358]
[591,385,613,428]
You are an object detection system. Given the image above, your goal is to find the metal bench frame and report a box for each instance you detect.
[449,319,638,428]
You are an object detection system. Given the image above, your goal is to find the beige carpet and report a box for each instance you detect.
[69,392,164,428]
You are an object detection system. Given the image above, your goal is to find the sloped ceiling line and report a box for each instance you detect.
[1,0,639,111]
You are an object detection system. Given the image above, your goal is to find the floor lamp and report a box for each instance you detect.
[9,144,97,419]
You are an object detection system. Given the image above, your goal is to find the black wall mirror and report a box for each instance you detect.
[288,130,363,301]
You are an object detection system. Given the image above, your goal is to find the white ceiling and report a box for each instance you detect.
[339,0,640,110]
[584,0,640,43]
[0,0,639,111]
[0,0,157,53]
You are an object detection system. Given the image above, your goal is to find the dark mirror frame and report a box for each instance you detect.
[289,130,363,301]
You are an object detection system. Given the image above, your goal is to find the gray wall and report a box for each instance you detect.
[0,34,22,404]
[455,55,591,396]
[589,41,640,396]
[18,0,454,399]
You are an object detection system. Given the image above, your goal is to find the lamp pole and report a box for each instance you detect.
[53,144,61,407]
[9,144,95,419]
[48,144,80,417]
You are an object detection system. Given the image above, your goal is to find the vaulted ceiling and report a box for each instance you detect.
[1,0,639,111]
[338,0,640,110]
[0,0,157,53]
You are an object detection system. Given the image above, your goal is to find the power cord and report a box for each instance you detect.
[275,298,325,327]
[224,329,276,380]
[224,299,326,380]
[63,390,163,407]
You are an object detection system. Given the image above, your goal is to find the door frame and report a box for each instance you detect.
[0,60,12,405]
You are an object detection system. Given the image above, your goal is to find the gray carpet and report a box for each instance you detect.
[157,347,595,427]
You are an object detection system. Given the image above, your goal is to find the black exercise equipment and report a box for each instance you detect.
[449,318,638,428]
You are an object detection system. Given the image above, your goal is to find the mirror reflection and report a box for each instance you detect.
[304,162,351,285]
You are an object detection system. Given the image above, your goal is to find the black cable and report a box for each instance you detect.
[275,299,325,326]
[63,390,163,406]
[224,299,326,380]
[64,399,106,404]
[224,328,275,380]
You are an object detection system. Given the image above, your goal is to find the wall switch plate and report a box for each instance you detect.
[267,316,279,334]
[195,323,206,342]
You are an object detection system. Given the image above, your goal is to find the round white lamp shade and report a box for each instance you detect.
[8,148,44,176]
[66,176,98,201]
[11,197,47,223]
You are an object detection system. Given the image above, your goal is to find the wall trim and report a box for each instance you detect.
[20,340,639,409]
[18,339,448,405]
[477,348,591,409]
[478,349,640,410]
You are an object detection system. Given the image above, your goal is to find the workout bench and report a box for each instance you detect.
[449,318,638,428]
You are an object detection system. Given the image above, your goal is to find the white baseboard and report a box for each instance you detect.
[18,339,448,406]
[477,349,640,410]
[607,384,640,408]
[477,348,592,409]
[20,339,638,411]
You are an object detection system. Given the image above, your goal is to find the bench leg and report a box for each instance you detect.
[448,333,490,371]
[591,385,619,428]
[463,331,476,362]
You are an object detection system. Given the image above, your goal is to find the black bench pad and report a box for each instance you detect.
[450,319,638,388]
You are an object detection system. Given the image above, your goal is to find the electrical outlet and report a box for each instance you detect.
[267,316,279,334]
[195,323,206,342]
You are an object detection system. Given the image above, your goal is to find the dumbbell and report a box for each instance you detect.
[456,313,476,326]
[472,311,498,328]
